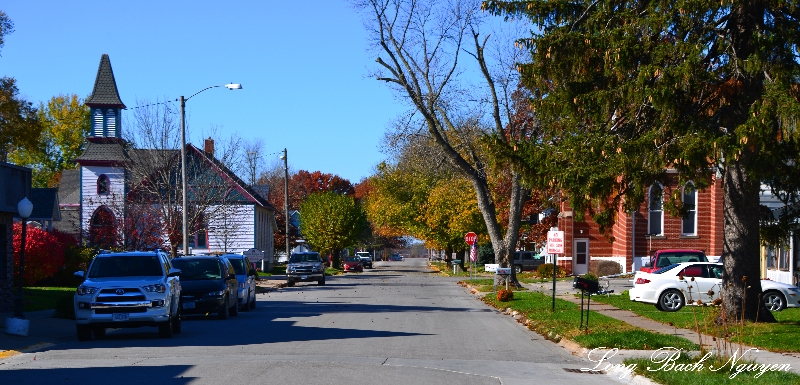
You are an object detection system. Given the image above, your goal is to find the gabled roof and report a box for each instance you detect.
[85,54,126,108]
[127,143,277,211]
[187,145,276,210]
[58,169,80,205]
[30,188,61,221]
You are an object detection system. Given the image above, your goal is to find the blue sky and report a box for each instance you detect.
[2,1,408,183]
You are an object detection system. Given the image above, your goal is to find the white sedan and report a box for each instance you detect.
[629,262,800,312]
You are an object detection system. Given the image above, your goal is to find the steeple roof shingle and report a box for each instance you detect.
[85,54,126,108]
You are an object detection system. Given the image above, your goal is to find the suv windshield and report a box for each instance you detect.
[88,255,163,278]
[227,257,246,275]
[172,259,223,280]
[289,254,322,263]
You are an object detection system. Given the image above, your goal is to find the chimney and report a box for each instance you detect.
[204,137,215,157]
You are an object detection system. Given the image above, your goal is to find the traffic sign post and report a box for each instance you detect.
[547,230,565,312]
[464,232,477,280]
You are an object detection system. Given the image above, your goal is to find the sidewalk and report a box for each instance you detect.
[522,279,800,376]
[1,309,75,358]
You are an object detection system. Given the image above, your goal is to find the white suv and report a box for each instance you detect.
[73,250,182,340]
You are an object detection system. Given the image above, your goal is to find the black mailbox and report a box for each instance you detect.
[573,276,599,293]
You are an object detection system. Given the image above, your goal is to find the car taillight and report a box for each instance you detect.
[635,278,650,285]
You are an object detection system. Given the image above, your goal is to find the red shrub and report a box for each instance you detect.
[497,289,514,302]
[13,223,72,286]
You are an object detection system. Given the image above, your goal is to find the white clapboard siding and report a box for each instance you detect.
[206,204,255,253]
[80,166,127,233]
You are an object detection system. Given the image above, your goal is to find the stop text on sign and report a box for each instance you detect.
[464,232,477,246]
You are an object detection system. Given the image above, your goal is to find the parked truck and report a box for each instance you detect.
[640,249,708,273]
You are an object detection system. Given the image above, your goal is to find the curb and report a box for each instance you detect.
[459,281,662,385]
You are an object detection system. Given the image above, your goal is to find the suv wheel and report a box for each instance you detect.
[230,297,239,316]
[286,280,295,287]
[318,276,326,285]
[172,304,182,334]
[218,296,230,319]
[250,292,256,309]
[158,319,173,338]
[514,265,523,274]
[77,324,92,341]
[242,291,251,312]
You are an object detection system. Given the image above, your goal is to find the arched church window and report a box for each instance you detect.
[97,174,110,195]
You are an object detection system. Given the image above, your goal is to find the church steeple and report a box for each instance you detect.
[85,54,125,138]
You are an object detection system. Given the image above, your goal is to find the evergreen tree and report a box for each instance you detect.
[484,0,800,321]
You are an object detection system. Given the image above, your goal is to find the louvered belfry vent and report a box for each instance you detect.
[85,54,125,138]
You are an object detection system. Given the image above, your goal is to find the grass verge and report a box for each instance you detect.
[591,291,800,353]
[22,287,76,312]
[482,291,697,350]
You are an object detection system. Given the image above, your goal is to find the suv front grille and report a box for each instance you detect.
[97,288,146,302]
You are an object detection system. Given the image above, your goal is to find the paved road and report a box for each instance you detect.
[0,258,626,385]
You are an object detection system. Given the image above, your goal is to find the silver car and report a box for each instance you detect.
[223,253,258,311]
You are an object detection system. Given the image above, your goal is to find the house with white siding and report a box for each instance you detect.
[61,54,277,264]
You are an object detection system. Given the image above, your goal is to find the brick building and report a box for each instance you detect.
[555,172,724,275]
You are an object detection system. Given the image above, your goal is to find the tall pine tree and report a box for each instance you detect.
[484,0,800,321]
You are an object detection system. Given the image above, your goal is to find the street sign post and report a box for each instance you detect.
[243,248,265,263]
[546,230,565,312]
[464,232,477,281]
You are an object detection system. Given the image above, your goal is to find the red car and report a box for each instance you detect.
[342,256,363,272]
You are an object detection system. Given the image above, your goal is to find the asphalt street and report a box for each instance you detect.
[0,258,629,385]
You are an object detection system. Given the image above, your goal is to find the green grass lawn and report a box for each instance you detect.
[591,290,800,353]
[482,291,697,350]
[21,287,76,312]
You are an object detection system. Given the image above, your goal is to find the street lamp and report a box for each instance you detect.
[14,197,33,319]
[179,83,242,256]
[280,149,289,258]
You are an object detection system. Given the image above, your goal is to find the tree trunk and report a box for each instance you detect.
[330,249,341,269]
[720,159,775,322]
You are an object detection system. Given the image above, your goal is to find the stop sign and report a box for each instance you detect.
[464,232,477,246]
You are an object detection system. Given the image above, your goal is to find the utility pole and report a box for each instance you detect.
[280,148,290,257]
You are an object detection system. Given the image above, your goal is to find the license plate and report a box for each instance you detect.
[112,313,129,321]
[183,301,195,309]
[300,275,308,279]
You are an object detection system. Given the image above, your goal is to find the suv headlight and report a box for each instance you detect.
[208,291,224,296]
[76,286,99,295]
[141,284,166,293]
[287,266,295,273]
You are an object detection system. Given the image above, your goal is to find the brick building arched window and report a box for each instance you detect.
[648,184,664,235]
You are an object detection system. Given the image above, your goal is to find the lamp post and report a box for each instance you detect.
[14,197,33,319]
[179,83,242,256]
[280,149,289,258]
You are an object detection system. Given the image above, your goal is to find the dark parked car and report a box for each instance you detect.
[286,252,325,286]
[342,256,363,272]
[171,255,239,319]
[512,251,545,273]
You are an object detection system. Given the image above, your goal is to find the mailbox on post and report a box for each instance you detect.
[451,260,461,274]
[573,276,599,293]
[494,267,511,292]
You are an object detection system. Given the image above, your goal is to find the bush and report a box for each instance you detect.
[497,289,514,302]
[14,224,73,286]
[53,292,76,320]
[589,260,622,277]
[579,272,598,281]
[537,263,567,278]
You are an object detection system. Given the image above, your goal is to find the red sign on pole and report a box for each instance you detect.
[464,232,477,246]
[547,231,565,254]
